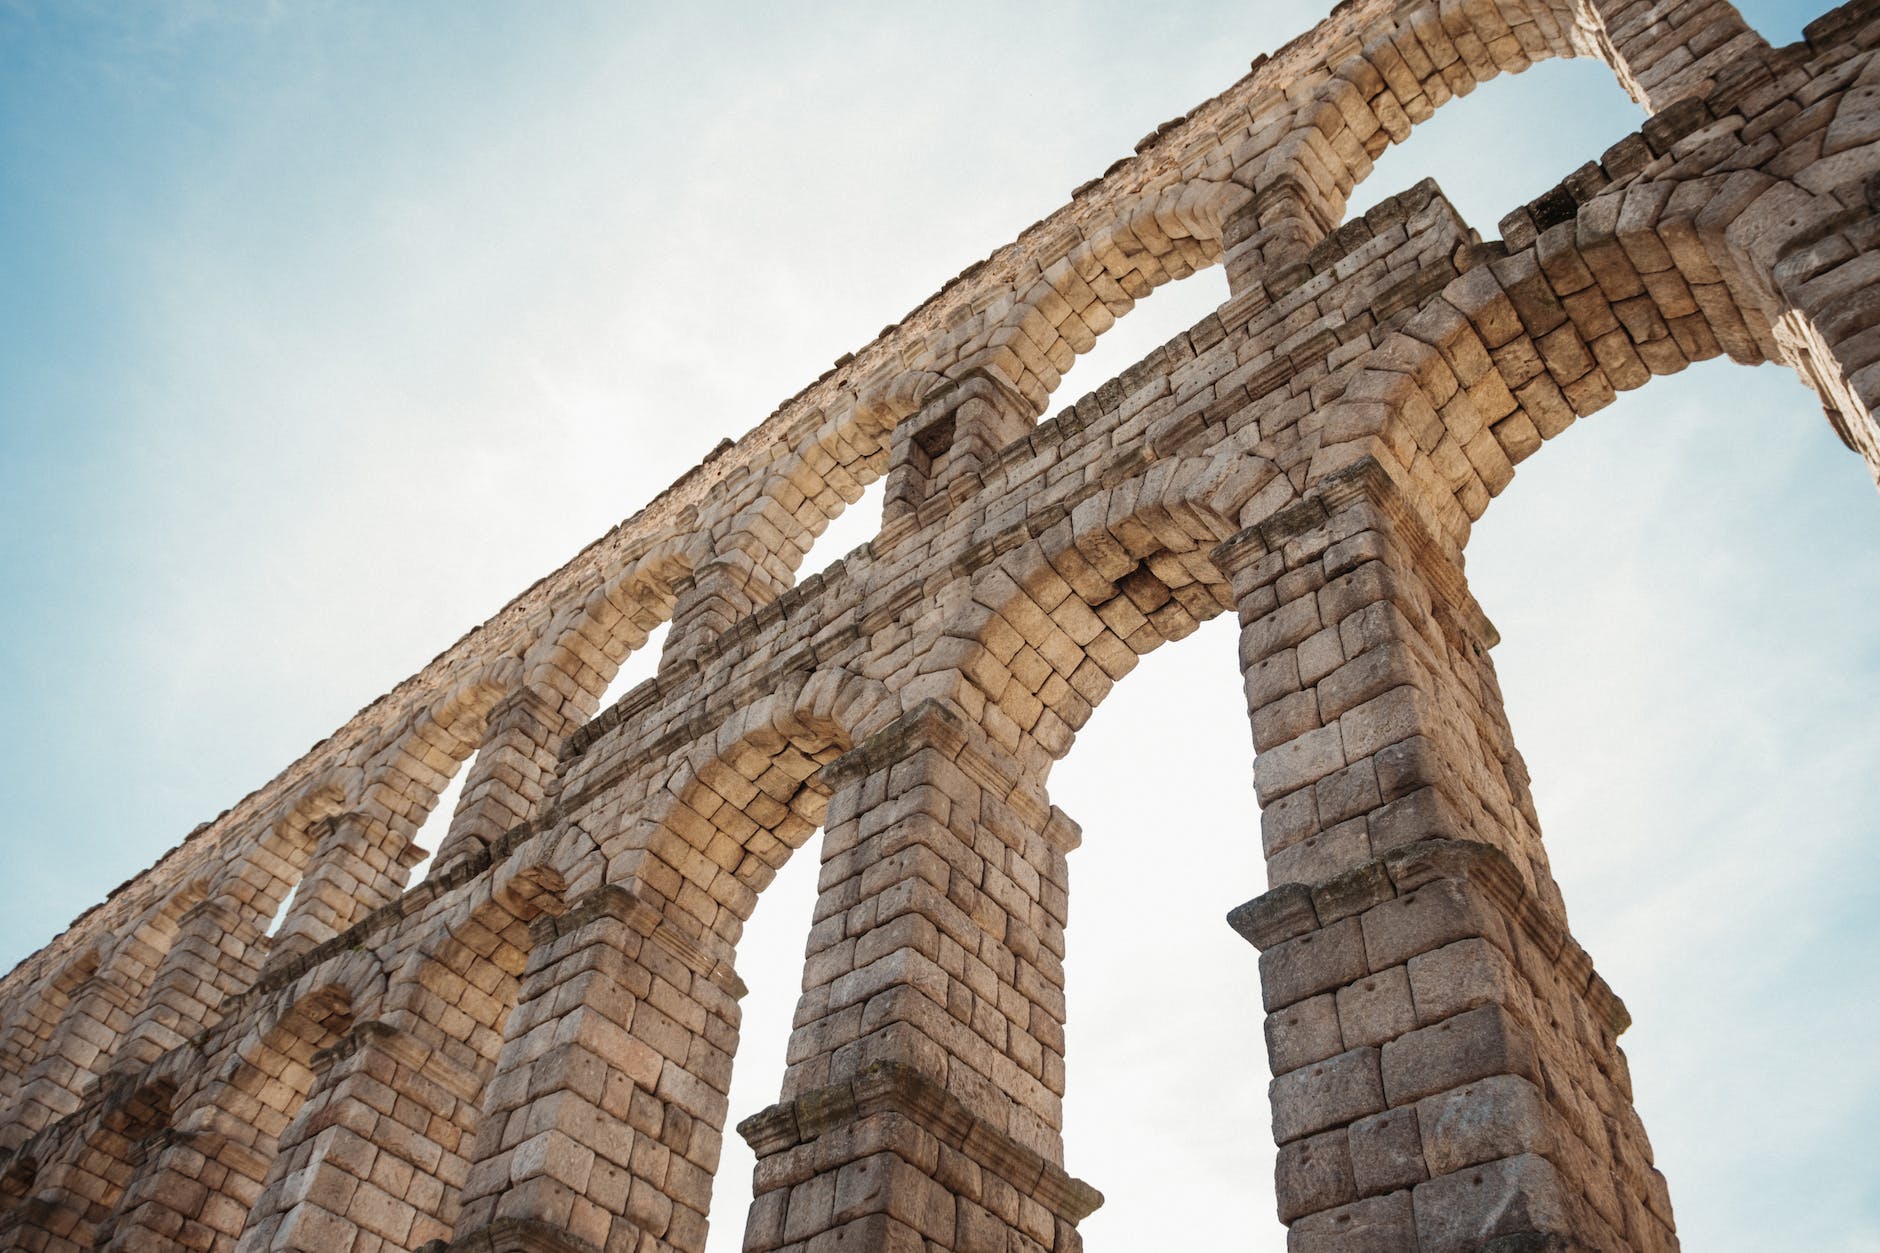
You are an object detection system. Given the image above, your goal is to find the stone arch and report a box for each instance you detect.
[520,530,700,710]
[418,537,703,873]
[1219,0,1777,299]
[1311,167,1851,554]
[234,769,355,932]
[447,668,897,1253]
[0,949,105,1150]
[0,952,98,1102]
[0,1076,178,1251]
[619,667,900,946]
[387,859,568,1068]
[961,182,1253,413]
[100,957,380,1253]
[363,657,525,837]
[0,881,216,1156]
[244,769,377,963]
[87,877,214,1075]
[236,868,566,1251]
[106,793,357,1071]
[908,449,1288,775]
[849,369,948,443]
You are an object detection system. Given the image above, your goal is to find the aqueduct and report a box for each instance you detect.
[3,0,1878,1248]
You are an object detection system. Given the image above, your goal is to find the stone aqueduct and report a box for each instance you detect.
[3,0,1877,1248]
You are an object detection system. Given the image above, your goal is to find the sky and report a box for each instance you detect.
[1,2,1875,1250]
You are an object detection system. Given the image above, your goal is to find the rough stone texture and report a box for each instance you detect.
[2,0,1877,1248]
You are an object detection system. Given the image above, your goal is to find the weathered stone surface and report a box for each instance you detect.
[1271,1047,1386,1145]
[4,2,1874,1249]
[1347,1106,1428,1198]
[1413,1153,1576,1253]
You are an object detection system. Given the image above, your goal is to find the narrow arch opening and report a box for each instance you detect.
[595,619,672,713]
[263,881,299,939]
[1050,611,1279,1247]
[405,748,477,886]
[1047,264,1232,418]
[1344,58,1644,235]
[795,473,886,583]
[704,827,823,1253]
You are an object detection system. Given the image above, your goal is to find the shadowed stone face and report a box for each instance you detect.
[2,1,1876,1249]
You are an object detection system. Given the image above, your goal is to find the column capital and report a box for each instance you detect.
[309,1019,486,1102]
[1227,836,1631,1036]
[815,698,1071,847]
[527,883,746,1000]
[446,1215,605,1253]
[486,683,569,730]
[1212,456,1498,648]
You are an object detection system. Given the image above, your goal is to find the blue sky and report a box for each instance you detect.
[2,2,1874,1249]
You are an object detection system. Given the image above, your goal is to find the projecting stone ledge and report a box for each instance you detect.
[738,1060,1102,1252]
[1227,838,1660,1251]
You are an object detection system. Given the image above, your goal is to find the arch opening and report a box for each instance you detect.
[405,747,477,886]
[793,472,886,584]
[1344,57,1645,233]
[1046,262,1234,421]
[1459,355,1880,1250]
[1049,610,1279,1248]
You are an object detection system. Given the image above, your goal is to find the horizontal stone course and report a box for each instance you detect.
[5,0,1875,1248]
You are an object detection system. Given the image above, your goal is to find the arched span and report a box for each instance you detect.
[578,667,899,949]
[522,530,699,714]
[913,448,1289,774]
[1311,167,1851,553]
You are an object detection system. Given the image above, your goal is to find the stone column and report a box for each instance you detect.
[448,883,743,1253]
[433,688,579,873]
[1,979,136,1152]
[235,1021,485,1251]
[737,699,1101,1253]
[100,1103,279,1253]
[882,370,1034,524]
[1214,459,1674,1251]
[1222,175,1338,301]
[101,986,355,1251]
[662,488,816,676]
[270,813,417,964]
[662,550,793,673]
[113,899,268,1073]
[1,1078,174,1253]
[1215,458,1559,915]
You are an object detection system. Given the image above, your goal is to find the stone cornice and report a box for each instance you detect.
[737,1060,1104,1226]
[1227,837,1630,1037]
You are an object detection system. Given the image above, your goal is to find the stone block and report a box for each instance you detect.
[1259,917,1368,1012]
[1255,723,1348,804]
[1228,882,1318,950]
[1267,819,1372,888]
[1286,1189,1417,1253]
[1271,1046,1385,1144]
[1412,1153,1575,1253]
[1274,1126,1357,1222]
[1361,877,1503,971]
[1381,1004,1539,1107]
[1415,1074,1554,1176]
[1335,965,1417,1049]
[1408,937,1523,1026]
[1348,1105,1427,1198]
[1265,993,1344,1076]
